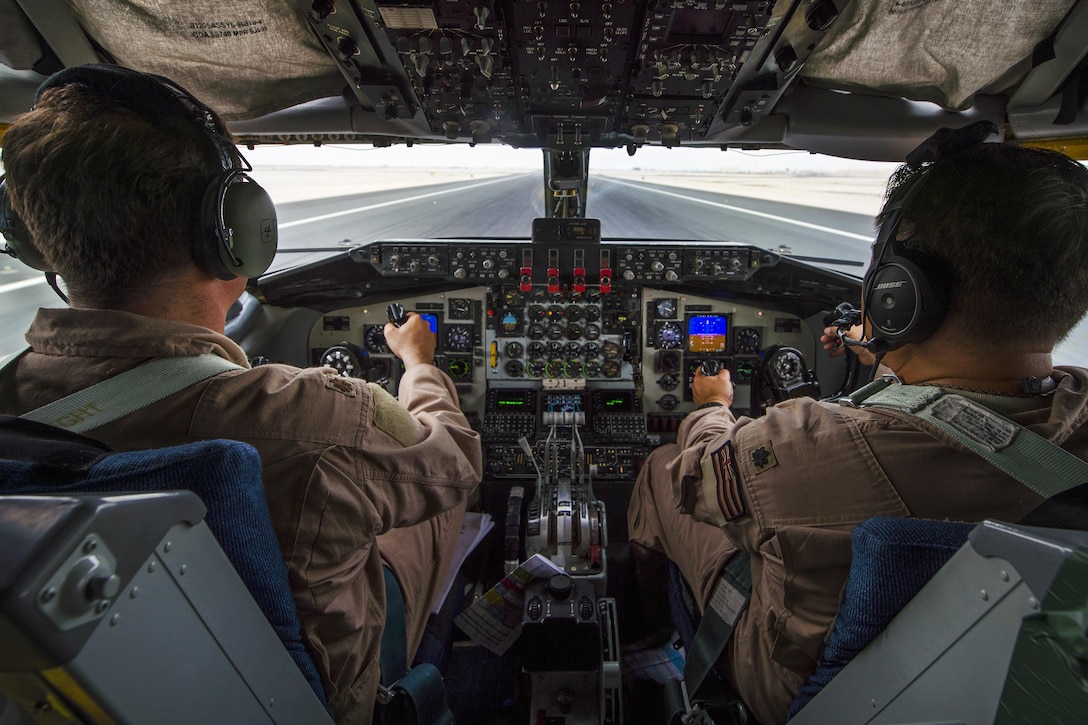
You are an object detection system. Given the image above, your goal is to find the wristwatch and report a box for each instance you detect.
[696,401,724,410]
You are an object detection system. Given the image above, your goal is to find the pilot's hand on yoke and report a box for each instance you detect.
[693,366,734,408]
[384,313,436,368]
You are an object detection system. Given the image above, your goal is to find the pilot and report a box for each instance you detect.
[628,130,1088,724]
[0,65,482,723]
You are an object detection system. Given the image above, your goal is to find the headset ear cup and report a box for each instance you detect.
[197,173,278,280]
[865,253,946,348]
[0,178,53,272]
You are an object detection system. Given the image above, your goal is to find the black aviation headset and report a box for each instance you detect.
[846,120,1000,355]
[0,64,277,283]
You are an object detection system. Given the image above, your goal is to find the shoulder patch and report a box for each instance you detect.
[710,440,747,522]
[749,440,778,474]
[323,373,358,397]
[367,382,421,447]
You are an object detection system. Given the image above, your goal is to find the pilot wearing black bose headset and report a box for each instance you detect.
[629,122,1088,725]
[0,64,482,723]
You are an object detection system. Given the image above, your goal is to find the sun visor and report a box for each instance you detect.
[67,0,344,120]
[802,0,1076,110]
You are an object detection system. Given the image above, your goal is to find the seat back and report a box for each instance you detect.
[789,518,1088,724]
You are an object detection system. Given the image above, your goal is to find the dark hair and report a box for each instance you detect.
[881,143,1088,347]
[1,82,223,306]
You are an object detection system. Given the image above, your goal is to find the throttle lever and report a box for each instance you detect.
[386,303,410,327]
[700,359,722,377]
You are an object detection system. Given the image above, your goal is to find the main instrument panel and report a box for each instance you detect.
[306,239,820,484]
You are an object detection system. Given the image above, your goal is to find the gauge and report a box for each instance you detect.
[445,325,472,352]
[736,359,757,383]
[564,342,582,359]
[583,360,601,378]
[565,305,583,322]
[735,327,761,355]
[657,394,678,410]
[545,359,565,378]
[565,324,582,340]
[585,289,601,302]
[582,342,600,359]
[528,304,546,321]
[547,341,565,358]
[656,321,683,349]
[546,323,565,340]
[583,324,601,341]
[364,326,388,353]
[547,304,566,320]
[320,344,365,378]
[449,298,472,319]
[504,360,524,377]
[565,359,583,378]
[528,341,546,358]
[446,356,471,380]
[602,341,622,360]
[583,304,601,322]
[504,341,524,358]
[655,298,678,319]
[601,360,621,378]
[500,311,521,335]
[528,359,546,377]
[658,373,680,391]
[504,289,524,307]
[527,323,546,340]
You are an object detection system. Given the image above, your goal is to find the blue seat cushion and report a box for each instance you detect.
[788,517,972,719]
[0,437,328,707]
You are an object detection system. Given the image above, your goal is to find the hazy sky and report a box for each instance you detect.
[244,142,900,175]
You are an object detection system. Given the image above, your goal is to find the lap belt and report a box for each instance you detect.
[684,376,1088,702]
[0,347,242,433]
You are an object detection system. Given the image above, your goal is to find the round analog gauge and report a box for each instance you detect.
[504,341,524,358]
[655,298,678,319]
[447,357,471,379]
[564,342,582,359]
[528,359,546,377]
[656,321,683,349]
[583,360,601,378]
[364,326,388,353]
[545,359,565,378]
[504,360,524,377]
[658,373,680,391]
[320,344,365,378]
[565,359,583,378]
[657,394,679,410]
[528,304,546,321]
[565,304,583,322]
[546,323,565,340]
[528,341,547,358]
[504,289,524,307]
[500,311,521,335]
[445,325,472,352]
[547,304,566,320]
[585,289,601,303]
[449,298,472,318]
[581,342,600,359]
[583,324,601,341]
[601,360,621,378]
[547,341,565,358]
[583,305,601,322]
[602,341,622,360]
[527,323,546,340]
[565,324,582,340]
[735,327,761,355]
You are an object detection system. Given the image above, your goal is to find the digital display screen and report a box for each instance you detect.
[596,391,633,412]
[420,313,438,334]
[496,391,529,408]
[688,315,728,353]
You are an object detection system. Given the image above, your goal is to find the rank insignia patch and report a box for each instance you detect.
[710,441,747,521]
[750,441,778,473]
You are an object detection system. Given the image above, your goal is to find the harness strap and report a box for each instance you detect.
[1,348,242,433]
[844,378,1088,500]
[683,550,753,697]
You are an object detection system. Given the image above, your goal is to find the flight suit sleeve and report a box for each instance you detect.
[666,405,754,527]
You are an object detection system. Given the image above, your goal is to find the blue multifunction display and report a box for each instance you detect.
[687,315,727,353]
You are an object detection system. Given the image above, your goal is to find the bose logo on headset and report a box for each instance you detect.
[0,64,278,281]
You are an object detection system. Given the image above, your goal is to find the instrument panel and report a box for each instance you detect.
[308,281,816,481]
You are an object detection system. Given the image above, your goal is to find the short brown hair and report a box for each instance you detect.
[883,144,1088,347]
[2,82,222,306]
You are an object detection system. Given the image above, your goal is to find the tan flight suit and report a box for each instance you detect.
[0,308,483,724]
[629,367,1088,725]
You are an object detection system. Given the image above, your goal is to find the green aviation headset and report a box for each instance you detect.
[0,64,277,281]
